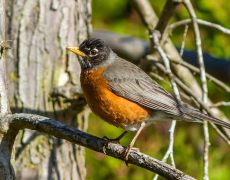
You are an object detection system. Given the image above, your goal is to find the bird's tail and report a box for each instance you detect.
[181,104,230,129]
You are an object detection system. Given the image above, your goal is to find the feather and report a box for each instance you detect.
[103,57,182,117]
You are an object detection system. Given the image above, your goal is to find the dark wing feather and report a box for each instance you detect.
[103,57,181,116]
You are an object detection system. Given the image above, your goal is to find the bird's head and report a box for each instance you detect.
[67,38,111,70]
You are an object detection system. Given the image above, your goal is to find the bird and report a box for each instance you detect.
[67,38,230,160]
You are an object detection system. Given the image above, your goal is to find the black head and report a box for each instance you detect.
[67,38,111,70]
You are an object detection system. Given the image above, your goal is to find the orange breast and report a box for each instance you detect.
[80,67,151,129]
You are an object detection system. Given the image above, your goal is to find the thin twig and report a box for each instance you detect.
[153,122,177,180]
[0,113,196,180]
[210,102,230,108]
[149,72,166,82]
[179,25,189,56]
[149,57,230,94]
[151,30,182,179]
[183,1,209,179]
[169,59,230,93]
[169,19,230,36]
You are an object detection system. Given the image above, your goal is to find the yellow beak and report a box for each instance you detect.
[67,47,86,57]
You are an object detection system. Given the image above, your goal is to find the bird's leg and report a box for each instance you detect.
[123,122,145,163]
[102,131,128,154]
[103,131,128,144]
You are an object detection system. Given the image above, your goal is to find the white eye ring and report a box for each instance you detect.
[90,48,98,56]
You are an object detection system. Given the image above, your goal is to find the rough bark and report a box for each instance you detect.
[3,0,91,179]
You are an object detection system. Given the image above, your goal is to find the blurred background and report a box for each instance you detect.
[86,0,230,179]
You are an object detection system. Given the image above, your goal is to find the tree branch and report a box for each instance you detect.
[155,0,181,35]
[210,101,230,108]
[169,19,230,36]
[0,113,195,180]
[0,128,18,179]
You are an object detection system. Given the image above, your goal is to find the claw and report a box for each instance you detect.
[122,145,140,165]
[123,145,131,165]
[102,131,128,154]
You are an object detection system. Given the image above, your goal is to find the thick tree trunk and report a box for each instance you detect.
[3,0,91,179]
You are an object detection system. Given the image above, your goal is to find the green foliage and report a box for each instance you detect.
[88,0,230,179]
[92,0,147,38]
[92,0,129,21]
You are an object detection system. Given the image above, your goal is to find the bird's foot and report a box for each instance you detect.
[122,145,139,166]
[102,136,122,154]
[102,131,128,155]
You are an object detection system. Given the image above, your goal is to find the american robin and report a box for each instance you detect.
[67,38,230,159]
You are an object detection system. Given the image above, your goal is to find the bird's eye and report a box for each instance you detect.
[90,48,98,56]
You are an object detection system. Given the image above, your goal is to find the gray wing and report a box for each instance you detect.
[103,57,182,116]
